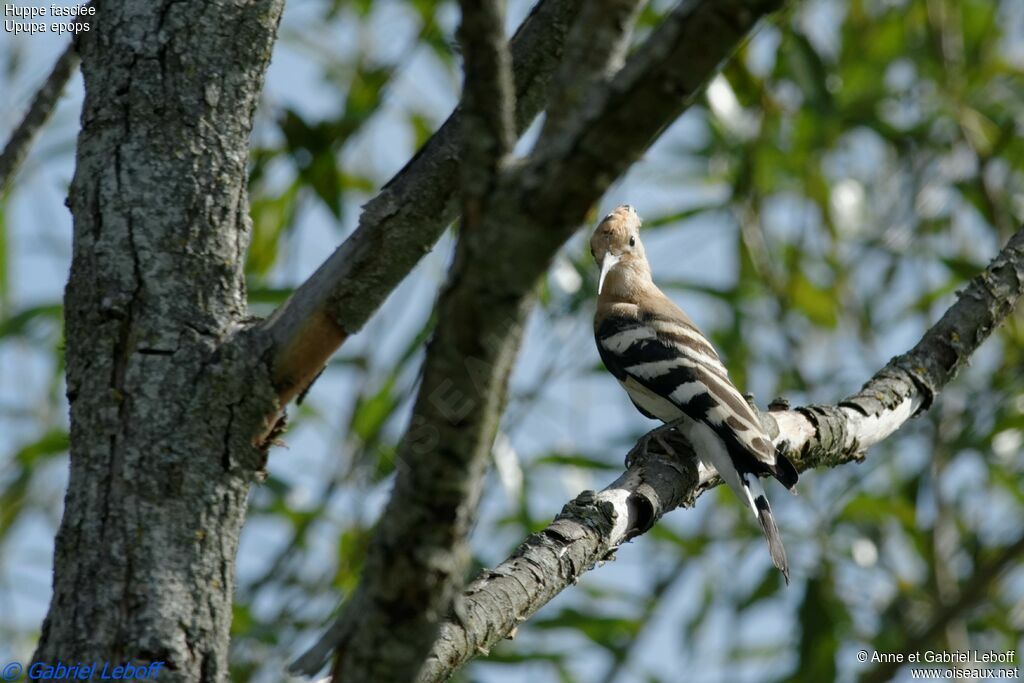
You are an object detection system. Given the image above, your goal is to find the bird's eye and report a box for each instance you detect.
[629,236,636,247]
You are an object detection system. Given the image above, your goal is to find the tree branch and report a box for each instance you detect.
[260,0,584,407]
[291,0,787,678]
[262,0,781,411]
[294,4,524,679]
[535,0,645,147]
[0,41,79,194]
[457,0,515,205]
[519,0,785,229]
[418,225,1024,681]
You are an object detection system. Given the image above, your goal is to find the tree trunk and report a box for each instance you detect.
[33,2,283,680]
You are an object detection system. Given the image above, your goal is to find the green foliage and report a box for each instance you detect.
[0,196,8,314]
[793,571,849,682]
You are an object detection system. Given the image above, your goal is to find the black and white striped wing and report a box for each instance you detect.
[596,312,794,485]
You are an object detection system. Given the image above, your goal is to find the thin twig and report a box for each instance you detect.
[0,42,79,194]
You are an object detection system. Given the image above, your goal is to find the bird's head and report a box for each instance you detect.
[590,204,648,295]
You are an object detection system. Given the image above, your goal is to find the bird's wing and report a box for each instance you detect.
[596,312,780,471]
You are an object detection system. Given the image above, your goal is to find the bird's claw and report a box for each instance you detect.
[625,419,686,468]
[624,433,652,468]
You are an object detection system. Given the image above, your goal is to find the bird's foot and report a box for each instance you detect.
[625,418,687,468]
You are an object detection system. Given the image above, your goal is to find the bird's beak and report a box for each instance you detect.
[598,252,620,295]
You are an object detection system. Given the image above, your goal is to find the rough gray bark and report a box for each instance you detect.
[536,0,645,147]
[457,0,515,201]
[292,0,784,679]
[320,3,523,679]
[261,0,585,407]
[0,41,79,194]
[419,225,1024,681]
[33,2,284,681]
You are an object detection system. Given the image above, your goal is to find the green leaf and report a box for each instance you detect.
[788,272,838,327]
[278,110,344,217]
[335,525,370,592]
[407,112,436,150]
[531,607,642,652]
[350,376,399,443]
[0,429,69,538]
[783,32,833,113]
[840,492,916,527]
[304,151,343,218]
[481,649,564,665]
[13,428,69,465]
[246,286,293,306]
[959,107,1000,157]
[533,452,619,471]
[246,182,299,277]
[342,62,393,127]
[794,571,848,682]
[940,256,983,281]
[0,195,7,314]
[0,303,63,340]
[738,567,783,609]
[643,205,718,230]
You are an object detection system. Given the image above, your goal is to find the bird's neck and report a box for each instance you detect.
[598,260,659,310]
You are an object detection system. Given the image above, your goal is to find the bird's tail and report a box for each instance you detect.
[742,476,790,584]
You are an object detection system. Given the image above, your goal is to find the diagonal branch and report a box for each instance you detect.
[0,42,79,194]
[291,0,787,678]
[521,0,786,228]
[260,0,584,407]
[535,0,646,147]
[418,225,1024,682]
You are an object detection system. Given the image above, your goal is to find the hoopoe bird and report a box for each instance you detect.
[591,205,799,582]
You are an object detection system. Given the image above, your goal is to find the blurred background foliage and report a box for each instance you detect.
[1,0,1023,681]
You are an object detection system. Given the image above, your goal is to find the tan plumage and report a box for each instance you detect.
[591,205,797,582]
